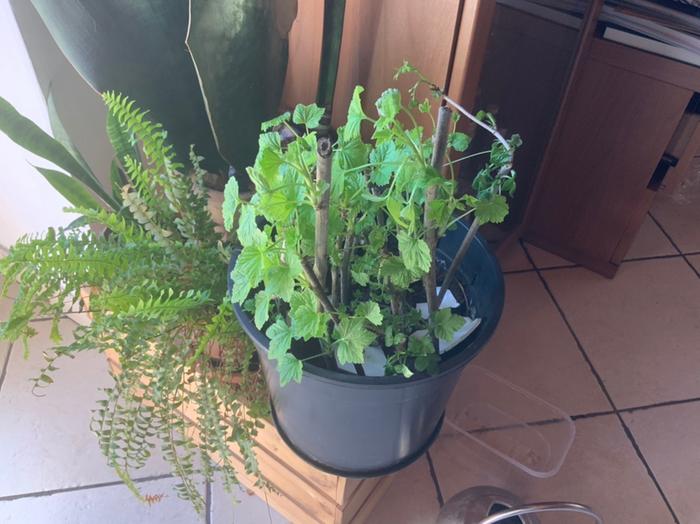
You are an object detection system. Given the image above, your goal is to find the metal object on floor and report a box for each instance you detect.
[436,486,602,524]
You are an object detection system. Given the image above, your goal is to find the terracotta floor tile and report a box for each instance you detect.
[497,241,532,272]
[651,172,700,253]
[625,215,677,260]
[0,476,201,524]
[687,254,700,276]
[523,243,577,269]
[365,456,439,524]
[467,273,610,415]
[544,259,700,408]
[0,318,169,497]
[430,415,672,523]
[623,402,700,524]
[211,476,288,523]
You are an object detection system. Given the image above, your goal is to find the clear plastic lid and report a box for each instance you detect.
[445,365,575,478]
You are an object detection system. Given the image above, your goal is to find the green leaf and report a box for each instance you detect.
[186,1,298,167]
[254,291,271,329]
[0,95,115,208]
[432,309,465,341]
[375,88,401,120]
[369,140,403,186]
[290,290,329,341]
[47,89,92,175]
[237,204,265,247]
[334,317,375,365]
[34,167,102,210]
[418,99,431,114]
[351,270,369,287]
[473,194,509,224]
[395,363,414,379]
[335,136,369,171]
[259,131,281,151]
[356,301,383,326]
[345,86,367,140]
[265,317,293,360]
[386,197,407,227]
[231,244,269,303]
[278,353,303,386]
[257,148,284,185]
[265,252,301,302]
[397,232,431,273]
[449,132,470,152]
[415,352,439,374]
[408,334,434,356]
[33,0,231,172]
[292,103,325,129]
[260,111,291,132]
[380,256,420,288]
[222,177,239,231]
[109,160,125,205]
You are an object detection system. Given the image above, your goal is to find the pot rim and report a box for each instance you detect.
[230,223,505,387]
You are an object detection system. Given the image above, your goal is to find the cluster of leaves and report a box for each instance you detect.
[0,96,267,513]
[224,68,520,385]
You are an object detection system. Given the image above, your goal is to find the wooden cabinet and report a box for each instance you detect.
[525,39,699,276]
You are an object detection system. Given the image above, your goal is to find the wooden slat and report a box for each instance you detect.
[334,476,389,524]
[526,55,691,275]
[346,475,395,524]
[447,0,496,116]
[589,38,700,92]
[281,0,324,108]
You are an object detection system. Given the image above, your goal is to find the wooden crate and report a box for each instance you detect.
[104,348,392,523]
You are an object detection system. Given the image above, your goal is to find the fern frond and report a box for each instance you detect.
[102,92,182,173]
[64,207,150,245]
[121,185,174,247]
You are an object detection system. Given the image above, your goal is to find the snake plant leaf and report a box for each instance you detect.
[0,95,117,209]
[46,89,92,175]
[30,0,226,173]
[187,0,298,170]
[33,166,103,210]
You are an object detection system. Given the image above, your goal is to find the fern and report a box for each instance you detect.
[0,96,267,515]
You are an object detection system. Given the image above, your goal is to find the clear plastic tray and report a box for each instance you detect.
[445,365,575,478]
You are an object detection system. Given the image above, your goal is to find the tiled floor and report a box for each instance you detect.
[1,190,699,523]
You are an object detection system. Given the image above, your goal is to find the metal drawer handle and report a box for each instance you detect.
[478,501,603,524]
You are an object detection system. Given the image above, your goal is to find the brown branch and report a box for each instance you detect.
[437,217,480,306]
[340,229,355,306]
[314,137,333,297]
[423,106,452,320]
[301,259,339,325]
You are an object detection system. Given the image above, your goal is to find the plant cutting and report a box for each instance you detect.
[224,63,521,475]
[0,95,268,513]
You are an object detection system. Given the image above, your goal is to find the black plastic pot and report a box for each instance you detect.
[229,219,504,477]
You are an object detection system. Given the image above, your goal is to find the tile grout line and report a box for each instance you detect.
[425,451,445,507]
[572,395,700,420]
[503,251,699,277]
[0,342,14,396]
[648,212,700,279]
[0,473,175,502]
[520,240,681,524]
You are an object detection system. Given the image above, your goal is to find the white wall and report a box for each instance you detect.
[0,0,112,249]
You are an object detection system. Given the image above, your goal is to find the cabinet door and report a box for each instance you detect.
[525,42,692,276]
